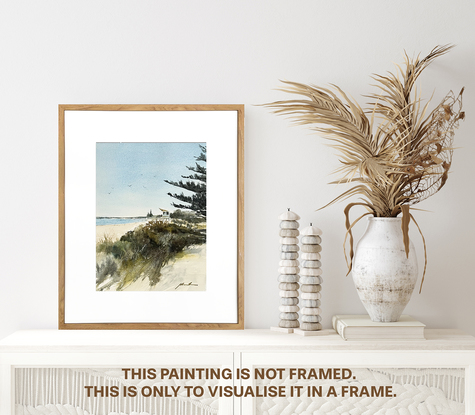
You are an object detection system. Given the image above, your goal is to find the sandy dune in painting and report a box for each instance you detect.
[96,222,206,291]
[123,244,206,291]
[96,221,145,243]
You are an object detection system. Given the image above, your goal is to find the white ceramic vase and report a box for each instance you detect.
[352,217,418,322]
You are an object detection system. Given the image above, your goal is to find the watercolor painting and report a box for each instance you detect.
[95,142,207,292]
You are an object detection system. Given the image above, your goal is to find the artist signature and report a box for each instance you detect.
[175,282,199,290]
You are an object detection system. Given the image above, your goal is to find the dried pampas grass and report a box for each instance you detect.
[265,45,465,290]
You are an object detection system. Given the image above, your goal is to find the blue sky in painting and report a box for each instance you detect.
[96,142,205,217]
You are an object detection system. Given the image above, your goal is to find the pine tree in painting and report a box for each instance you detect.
[165,145,207,217]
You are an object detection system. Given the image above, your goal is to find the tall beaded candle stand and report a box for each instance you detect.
[271,209,300,333]
[295,223,325,336]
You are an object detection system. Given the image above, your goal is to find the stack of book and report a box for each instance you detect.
[332,315,425,341]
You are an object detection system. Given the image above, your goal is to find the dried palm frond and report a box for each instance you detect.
[264,45,465,289]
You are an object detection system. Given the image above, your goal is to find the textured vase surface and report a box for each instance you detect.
[352,217,418,322]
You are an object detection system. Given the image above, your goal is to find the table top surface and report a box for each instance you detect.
[1,329,475,352]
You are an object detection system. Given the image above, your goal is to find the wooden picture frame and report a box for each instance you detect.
[59,105,244,329]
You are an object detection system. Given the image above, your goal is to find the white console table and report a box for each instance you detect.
[1,329,475,415]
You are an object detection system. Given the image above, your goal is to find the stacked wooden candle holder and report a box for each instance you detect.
[295,223,323,336]
[271,209,300,333]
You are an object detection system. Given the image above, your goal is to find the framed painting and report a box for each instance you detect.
[59,105,244,329]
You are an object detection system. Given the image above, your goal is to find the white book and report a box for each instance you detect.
[332,314,426,341]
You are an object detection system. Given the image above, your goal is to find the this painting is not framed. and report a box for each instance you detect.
[59,105,244,329]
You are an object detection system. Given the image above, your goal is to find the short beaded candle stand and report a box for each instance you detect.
[271,209,300,333]
[294,223,325,336]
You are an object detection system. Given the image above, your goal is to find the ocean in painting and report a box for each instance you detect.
[96,217,147,226]
[95,142,207,292]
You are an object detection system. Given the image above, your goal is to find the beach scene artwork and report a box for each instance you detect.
[96,142,207,291]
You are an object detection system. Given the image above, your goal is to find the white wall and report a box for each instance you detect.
[1,0,474,339]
